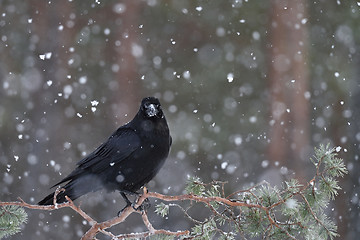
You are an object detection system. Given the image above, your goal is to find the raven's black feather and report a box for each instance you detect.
[38,97,171,206]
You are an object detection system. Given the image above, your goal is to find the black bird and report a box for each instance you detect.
[39,97,171,207]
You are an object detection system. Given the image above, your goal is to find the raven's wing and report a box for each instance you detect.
[54,128,140,186]
[77,128,140,169]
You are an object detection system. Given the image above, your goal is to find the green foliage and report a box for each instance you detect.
[319,176,340,200]
[185,178,224,199]
[257,185,280,207]
[191,219,217,240]
[283,179,303,195]
[154,144,347,240]
[311,144,348,178]
[206,184,221,198]
[243,208,267,237]
[0,205,28,239]
[155,202,170,218]
[185,176,206,196]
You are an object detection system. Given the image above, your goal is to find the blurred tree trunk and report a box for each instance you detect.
[267,0,310,178]
[109,2,142,123]
[29,0,76,81]
[332,101,350,238]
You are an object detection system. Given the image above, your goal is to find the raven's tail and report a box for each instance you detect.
[38,174,103,205]
[38,183,80,205]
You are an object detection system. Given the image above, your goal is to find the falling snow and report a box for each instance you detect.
[227,73,234,83]
[285,199,298,209]
[0,1,358,239]
[195,6,203,12]
[39,52,52,60]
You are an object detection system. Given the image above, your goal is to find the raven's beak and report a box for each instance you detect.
[146,103,159,117]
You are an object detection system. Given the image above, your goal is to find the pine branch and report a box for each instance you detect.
[0,205,27,239]
[0,144,347,240]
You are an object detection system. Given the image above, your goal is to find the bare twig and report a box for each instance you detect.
[168,203,203,224]
[226,180,269,200]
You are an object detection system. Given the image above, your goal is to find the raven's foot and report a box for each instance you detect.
[117,192,134,216]
[117,198,151,216]
[117,191,151,216]
[133,197,151,212]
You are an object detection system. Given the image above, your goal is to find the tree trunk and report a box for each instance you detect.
[110,2,142,123]
[267,0,310,179]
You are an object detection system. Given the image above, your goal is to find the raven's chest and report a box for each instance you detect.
[136,134,170,161]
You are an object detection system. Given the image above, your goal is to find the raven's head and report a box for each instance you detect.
[140,97,163,119]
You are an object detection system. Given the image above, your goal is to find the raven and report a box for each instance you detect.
[38,97,172,207]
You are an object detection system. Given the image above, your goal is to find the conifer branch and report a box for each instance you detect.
[0,144,347,239]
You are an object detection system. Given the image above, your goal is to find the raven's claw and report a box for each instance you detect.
[132,198,151,211]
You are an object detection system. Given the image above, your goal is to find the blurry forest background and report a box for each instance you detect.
[1,0,359,239]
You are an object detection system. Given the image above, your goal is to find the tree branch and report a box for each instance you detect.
[0,188,269,240]
[0,146,347,240]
